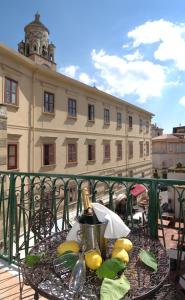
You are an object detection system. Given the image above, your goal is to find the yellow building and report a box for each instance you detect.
[0,14,153,177]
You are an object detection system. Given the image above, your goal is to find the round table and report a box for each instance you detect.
[22,229,170,300]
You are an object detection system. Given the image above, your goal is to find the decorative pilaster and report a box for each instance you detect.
[0,105,7,171]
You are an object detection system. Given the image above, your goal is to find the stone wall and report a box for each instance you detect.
[0,105,7,171]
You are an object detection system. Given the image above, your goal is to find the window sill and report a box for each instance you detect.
[5,103,19,109]
[117,157,122,161]
[104,123,110,126]
[7,168,20,172]
[67,116,77,120]
[117,125,122,129]
[43,112,55,116]
[104,158,111,161]
[66,162,78,167]
[87,119,95,123]
[87,160,96,164]
[42,164,56,168]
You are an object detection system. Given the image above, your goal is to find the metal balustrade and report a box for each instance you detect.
[0,171,185,264]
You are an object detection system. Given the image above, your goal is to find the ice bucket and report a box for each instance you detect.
[77,218,107,258]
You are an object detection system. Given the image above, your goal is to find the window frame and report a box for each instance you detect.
[44,91,55,114]
[117,142,122,160]
[146,141,150,156]
[5,77,18,106]
[117,112,122,128]
[104,108,110,125]
[139,141,144,158]
[104,142,111,160]
[67,143,77,164]
[128,141,133,159]
[128,115,133,130]
[7,143,18,170]
[68,98,77,118]
[88,104,95,122]
[87,143,95,162]
[43,143,56,166]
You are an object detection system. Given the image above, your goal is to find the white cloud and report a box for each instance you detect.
[91,49,166,103]
[124,50,143,61]
[79,72,95,85]
[59,65,79,77]
[179,96,185,106]
[128,19,185,70]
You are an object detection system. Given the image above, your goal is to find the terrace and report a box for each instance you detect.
[0,171,185,299]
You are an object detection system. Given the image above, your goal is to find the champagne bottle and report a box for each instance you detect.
[79,188,100,224]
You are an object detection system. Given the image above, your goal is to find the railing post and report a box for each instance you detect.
[148,180,158,238]
[8,173,16,263]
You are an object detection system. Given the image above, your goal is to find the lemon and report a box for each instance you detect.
[112,247,129,264]
[113,238,133,252]
[85,250,103,270]
[56,240,80,256]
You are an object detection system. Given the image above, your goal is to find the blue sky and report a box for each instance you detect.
[1,1,185,133]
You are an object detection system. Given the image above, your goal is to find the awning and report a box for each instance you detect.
[130,184,146,197]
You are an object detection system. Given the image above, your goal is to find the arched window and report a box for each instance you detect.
[42,45,47,56]
[33,44,37,52]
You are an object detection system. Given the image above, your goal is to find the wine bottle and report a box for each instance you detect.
[78,188,100,224]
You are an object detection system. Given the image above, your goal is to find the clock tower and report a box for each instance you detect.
[18,13,56,70]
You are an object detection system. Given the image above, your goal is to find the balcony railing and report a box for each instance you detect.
[0,171,185,264]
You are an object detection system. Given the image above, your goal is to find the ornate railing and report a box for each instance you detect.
[0,171,185,263]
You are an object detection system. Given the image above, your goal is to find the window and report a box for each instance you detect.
[104,109,110,124]
[139,141,143,157]
[128,141,133,159]
[139,118,143,132]
[5,77,18,105]
[117,112,122,127]
[44,91,54,113]
[43,144,55,166]
[88,104,95,121]
[68,143,77,163]
[8,144,18,170]
[117,143,122,160]
[68,98,77,117]
[88,144,95,161]
[146,141,150,156]
[104,143,110,160]
[128,116,133,129]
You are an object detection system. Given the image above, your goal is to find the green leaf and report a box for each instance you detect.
[100,275,130,300]
[55,252,79,270]
[96,258,126,279]
[139,249,157,272]
[25,255,42,267]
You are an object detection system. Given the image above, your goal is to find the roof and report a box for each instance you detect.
[0,43,154,117]
[24,13,49,34]
[130,184,146,197]
[152,134,179,141]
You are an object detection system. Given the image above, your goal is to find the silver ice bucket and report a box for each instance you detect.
[77,218,107,258]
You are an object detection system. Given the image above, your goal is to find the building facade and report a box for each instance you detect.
[152,129,185,178]
[0,14,153,177]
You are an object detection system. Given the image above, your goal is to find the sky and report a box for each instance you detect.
[1,0,185,133]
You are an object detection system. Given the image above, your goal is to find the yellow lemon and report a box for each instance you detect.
[113,238,133,252]
[56,240,80,256]
[85,250,102,270]
[112,247,129,264]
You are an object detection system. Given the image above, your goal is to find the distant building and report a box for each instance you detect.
[152,127,185,178]
[0,14,153,178]
[151,123,163,138]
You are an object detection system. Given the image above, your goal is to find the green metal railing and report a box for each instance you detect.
[0,171,185,263]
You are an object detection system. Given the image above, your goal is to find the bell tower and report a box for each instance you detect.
[18,13,56,71]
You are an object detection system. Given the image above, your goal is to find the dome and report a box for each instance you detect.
[24,13,49,34]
